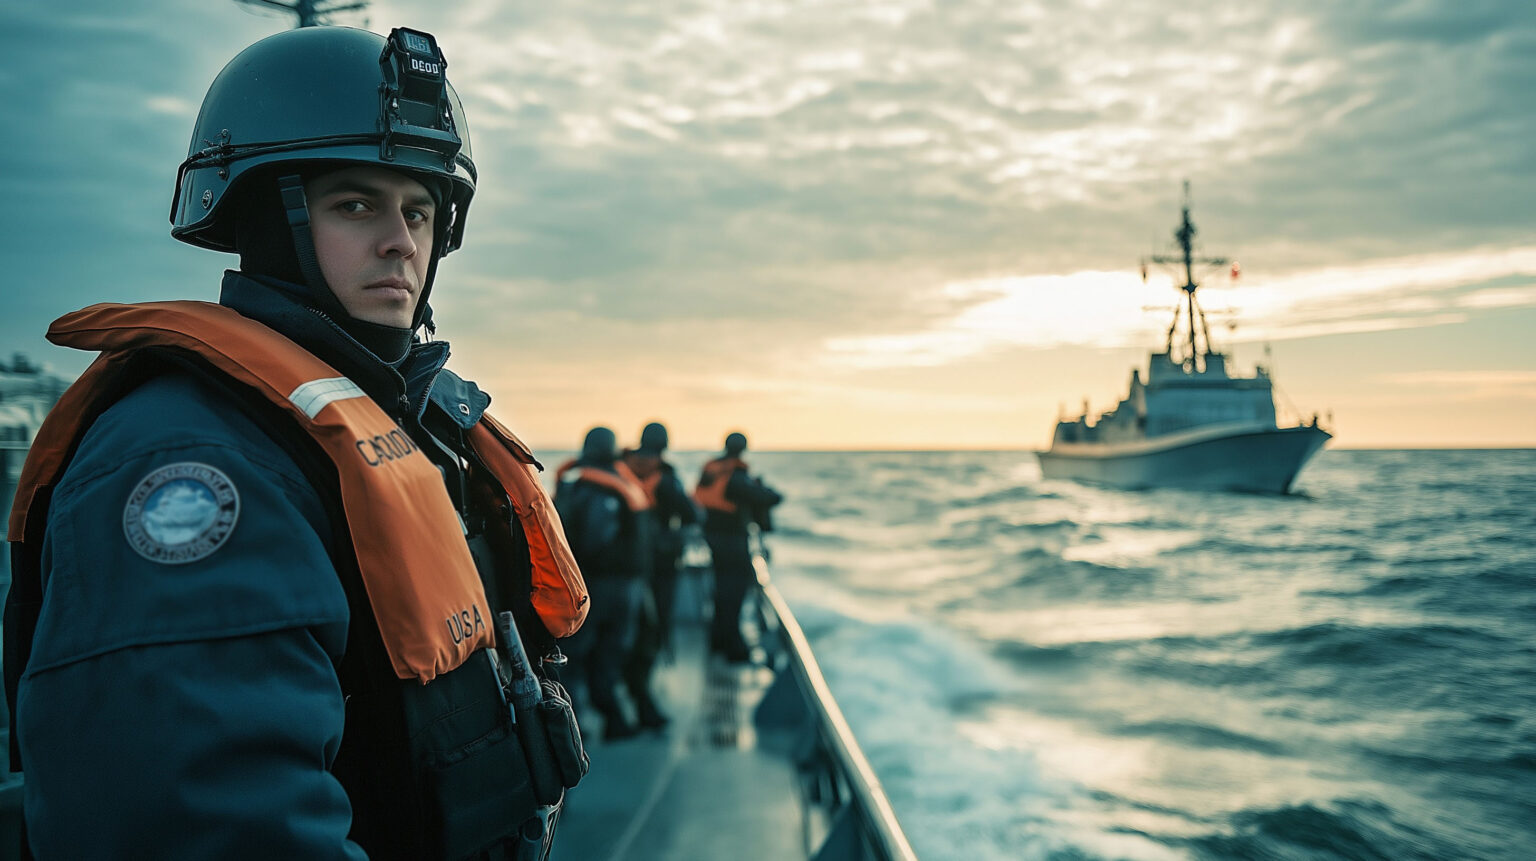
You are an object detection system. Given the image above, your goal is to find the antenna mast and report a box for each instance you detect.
[234,0,368,28]
[1143,181,1229,371]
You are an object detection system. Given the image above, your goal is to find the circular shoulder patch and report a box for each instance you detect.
[122,462,241,565]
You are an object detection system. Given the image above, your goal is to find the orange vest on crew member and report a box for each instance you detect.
[618,454,665,508]
[8,301,588,683]
[693,456,746,513]
[554,458,652,512]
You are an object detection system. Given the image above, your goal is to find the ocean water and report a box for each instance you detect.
[716,449,1536,861]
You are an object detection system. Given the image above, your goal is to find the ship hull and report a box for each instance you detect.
[1037,424,1330,493]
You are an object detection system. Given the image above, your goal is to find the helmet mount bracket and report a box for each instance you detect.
[378,27,460,172]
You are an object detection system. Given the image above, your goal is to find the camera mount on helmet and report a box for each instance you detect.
[377,28,461,169]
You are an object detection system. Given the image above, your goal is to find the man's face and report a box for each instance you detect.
[306,165,436,328]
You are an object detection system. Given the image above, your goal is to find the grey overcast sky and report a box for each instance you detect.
[3,0,1533,449]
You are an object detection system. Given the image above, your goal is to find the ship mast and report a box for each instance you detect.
[1144,181,1228,372]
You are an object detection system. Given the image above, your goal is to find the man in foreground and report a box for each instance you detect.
[6,26,588,860]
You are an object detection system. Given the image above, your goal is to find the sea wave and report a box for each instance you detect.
[1181,800,1452,861]
[764,449,1536,860]
[1250,621,1506,667]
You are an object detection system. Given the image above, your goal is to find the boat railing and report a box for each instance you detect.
[748,541,919,861]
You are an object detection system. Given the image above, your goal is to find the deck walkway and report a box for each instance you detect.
[550,575,805,861]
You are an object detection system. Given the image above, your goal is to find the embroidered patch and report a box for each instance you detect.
[122,462,241,564]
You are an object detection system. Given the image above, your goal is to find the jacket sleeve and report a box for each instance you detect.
[14,376,364,860]
[725,469,783,510]
[656,471,699,527]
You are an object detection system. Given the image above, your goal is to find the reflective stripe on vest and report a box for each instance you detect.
[8,301,588,681]
[693,456,746,513]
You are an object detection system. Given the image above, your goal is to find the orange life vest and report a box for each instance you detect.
[693,456,746,513]
[554,459,651,512]
[8,301,588,684]
[619,453,665,507]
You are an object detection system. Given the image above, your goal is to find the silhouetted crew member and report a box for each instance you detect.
[693,432,783,663]
[555,427,652,740]
[4,27,589,861]
[619,421,700,728]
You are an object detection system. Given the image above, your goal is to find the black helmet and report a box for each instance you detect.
[581,427,618,465]
[724,432,748,456]
[171,26,475,328]
[638,422,669,455]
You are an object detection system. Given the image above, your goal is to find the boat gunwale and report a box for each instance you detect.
[752,551,920,861]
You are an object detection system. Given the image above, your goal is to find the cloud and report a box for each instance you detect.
[820,245,1536,368]
[4,0,1535,447]
[382,0,1536,353]
[1372,370,1536,402]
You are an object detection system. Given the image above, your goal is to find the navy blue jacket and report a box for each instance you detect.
[647,462,698,560]
[11,272,502,859]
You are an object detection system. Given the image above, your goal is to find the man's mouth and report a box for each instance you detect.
[363,277,414,300]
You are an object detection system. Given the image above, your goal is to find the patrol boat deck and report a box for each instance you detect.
[551,555,916,861]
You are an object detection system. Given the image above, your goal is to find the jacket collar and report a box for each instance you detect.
[219,270,453,419]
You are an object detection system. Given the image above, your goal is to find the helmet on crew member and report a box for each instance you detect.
[638,422,669,456]
[724,432,748,456]
[580,427,619,466]
[170,26,476,332]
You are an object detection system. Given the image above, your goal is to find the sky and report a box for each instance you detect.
[2,0,1533,450]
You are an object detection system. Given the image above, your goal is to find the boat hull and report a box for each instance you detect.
[1037,424,1330,493]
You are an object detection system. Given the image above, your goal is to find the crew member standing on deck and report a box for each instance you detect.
[4,27,589,860]
[620,421,700,728]
[555,427,652,740]
[694,431,783,663]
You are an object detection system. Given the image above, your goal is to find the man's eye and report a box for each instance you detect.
[338,200,369,214]
[406,208,432,224]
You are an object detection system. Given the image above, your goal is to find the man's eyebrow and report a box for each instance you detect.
[311,178,436,208]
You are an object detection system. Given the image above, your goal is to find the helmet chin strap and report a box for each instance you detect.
[277,174,334,302]
[276,173,416,363]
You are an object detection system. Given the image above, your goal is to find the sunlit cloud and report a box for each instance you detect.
[1455,285,1536,309]
[145,95,194,116]
[823,246,1536,369]
[1373,370,1536,401]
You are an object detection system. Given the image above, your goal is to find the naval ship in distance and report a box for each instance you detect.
[1037,186,1330,494]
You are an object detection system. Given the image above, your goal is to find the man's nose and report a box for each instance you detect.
[378,210,417,259]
